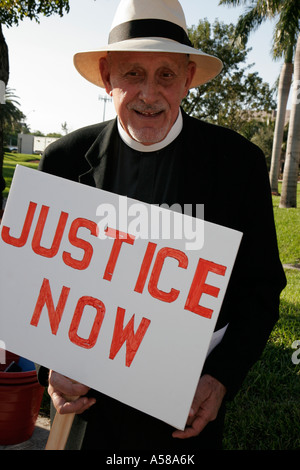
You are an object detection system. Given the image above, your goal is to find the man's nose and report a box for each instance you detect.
[139,76,160,103]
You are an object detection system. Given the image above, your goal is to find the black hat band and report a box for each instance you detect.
[108,18,192,47]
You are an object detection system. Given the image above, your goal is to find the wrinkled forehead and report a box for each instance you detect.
[106,50,190,66]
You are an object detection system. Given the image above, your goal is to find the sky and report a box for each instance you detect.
[3,0,285,136]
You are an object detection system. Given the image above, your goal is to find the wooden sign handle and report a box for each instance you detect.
[45,395,79,450]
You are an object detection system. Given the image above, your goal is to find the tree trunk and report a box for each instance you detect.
[269,61,293,195]
[280,34,300,208]
[0,23,9,216]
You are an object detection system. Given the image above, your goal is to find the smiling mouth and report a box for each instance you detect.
[134,109,164,118]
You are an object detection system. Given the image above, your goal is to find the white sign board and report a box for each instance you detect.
[0,165,242,430]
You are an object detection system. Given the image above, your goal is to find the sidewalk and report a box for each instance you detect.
[0,415,50,450]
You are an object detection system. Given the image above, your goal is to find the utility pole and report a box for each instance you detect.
[99,95,112,121]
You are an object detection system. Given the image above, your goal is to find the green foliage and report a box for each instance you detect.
[250,121,275,167]
[274,0,300,58]
[182,19,276,134]
[0,0,70,27]
[1,88,26,144]
[219,0,300,59]
[47,132,63,138]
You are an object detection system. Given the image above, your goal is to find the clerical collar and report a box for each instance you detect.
[117,109,183,153]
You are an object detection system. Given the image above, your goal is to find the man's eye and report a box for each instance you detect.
[126,70,142,78]
[161,71,175,79]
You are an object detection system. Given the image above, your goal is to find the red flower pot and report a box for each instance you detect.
[0,367,44,445]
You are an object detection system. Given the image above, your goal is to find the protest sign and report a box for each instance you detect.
[0,165,242,430]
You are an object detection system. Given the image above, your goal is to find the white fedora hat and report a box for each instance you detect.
[73,0,223,89]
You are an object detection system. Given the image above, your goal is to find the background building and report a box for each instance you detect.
[17,134,59,155]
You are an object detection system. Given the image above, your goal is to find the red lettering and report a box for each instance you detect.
[31,205,68,258]
[148,247,188,303]
[1,201,37,247]
[184,258,227,319]
[109,307,151,367]
[103,227,135,281]
[62,218,98,270]
[134,242,157,294]
[30,278,70,335]
[68,296,106,349]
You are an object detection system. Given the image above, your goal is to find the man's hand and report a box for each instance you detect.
[172,374,226,439]
[48,370,96,415]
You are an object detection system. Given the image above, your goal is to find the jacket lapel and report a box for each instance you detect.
[181,111,216,213]
[79,118,118,189]
[181,111,235,228]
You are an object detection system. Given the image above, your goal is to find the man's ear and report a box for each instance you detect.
[184,61,196,96]
[99,57,112,95]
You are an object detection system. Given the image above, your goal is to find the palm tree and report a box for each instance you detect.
[0,88,26,216]
[219,0,300,204]
[279,35,300,208]
[269,48,292,195]
[1,88,26,131]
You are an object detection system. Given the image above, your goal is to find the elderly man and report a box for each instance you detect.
[37,0,286,451]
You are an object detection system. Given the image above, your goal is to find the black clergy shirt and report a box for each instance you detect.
[103,133,183,207]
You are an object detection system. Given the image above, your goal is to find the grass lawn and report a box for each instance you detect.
[2,152,41,200]
[2,154,300,450]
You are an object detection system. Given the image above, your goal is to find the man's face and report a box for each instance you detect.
[100,51,196,145]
